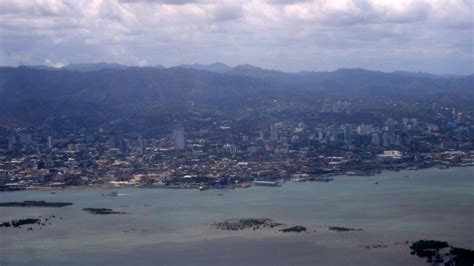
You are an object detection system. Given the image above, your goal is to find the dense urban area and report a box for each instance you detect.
[1,98,473,191]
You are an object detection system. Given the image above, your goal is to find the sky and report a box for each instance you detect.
[0,0,472,74]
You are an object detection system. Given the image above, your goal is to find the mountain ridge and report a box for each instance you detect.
[4,62,470,77]
[0,64,472,126]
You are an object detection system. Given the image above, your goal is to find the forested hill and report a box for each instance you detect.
[0,64,472,126]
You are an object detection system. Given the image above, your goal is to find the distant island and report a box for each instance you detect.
[0,201,73,207]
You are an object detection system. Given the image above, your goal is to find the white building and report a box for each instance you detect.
[172,127,185,150]
[377,150,403,162]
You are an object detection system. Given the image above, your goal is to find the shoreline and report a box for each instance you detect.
[3,164,472,193]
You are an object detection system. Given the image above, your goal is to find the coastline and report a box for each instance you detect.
[4,164,473,193]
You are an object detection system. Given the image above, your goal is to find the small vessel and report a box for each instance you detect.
[102,191,118,197]
[199,185,209,191]
[374,181,379,185]
[252,180,282,187]
[291,177,306,182]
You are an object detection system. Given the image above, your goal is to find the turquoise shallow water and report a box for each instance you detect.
[0,167,473,265]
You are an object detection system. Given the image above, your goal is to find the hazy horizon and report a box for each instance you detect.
[0,0,472,75]
[2,61,472,76]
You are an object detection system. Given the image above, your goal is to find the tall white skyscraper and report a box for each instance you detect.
[172,127,185,150]
[48,136,53,149]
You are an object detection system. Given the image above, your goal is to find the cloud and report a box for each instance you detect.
[0,0,472,74]
[45,58,65,68]
[213,3,243,22]
[118,0,197,5]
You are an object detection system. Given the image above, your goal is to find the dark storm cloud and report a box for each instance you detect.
[0,0,472,74]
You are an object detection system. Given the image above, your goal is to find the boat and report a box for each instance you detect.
[252,180,282,187]
[291,177,306,182]
[199,185,209,191]
[102,191,118,197]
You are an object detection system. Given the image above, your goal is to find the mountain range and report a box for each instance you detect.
[0,63,472,126]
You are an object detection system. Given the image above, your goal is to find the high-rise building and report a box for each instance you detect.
[229,144,237,155]
[316,129,324,140]
[19,133,32,145]
[48,136,53,149]
[119,138,128,153]
[107,135,116,149]
[8,135,16,148]
[172,127,185,150]
[371,133,380,146]
[389,134,397,146]
[270,122,283,141]
[270,124,278,141]
[382,132,389,147]
[394,135,401,146]
[138,136,145,155]
[343,125,352,143]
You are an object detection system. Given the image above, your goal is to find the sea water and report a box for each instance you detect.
[1,167,473,265]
